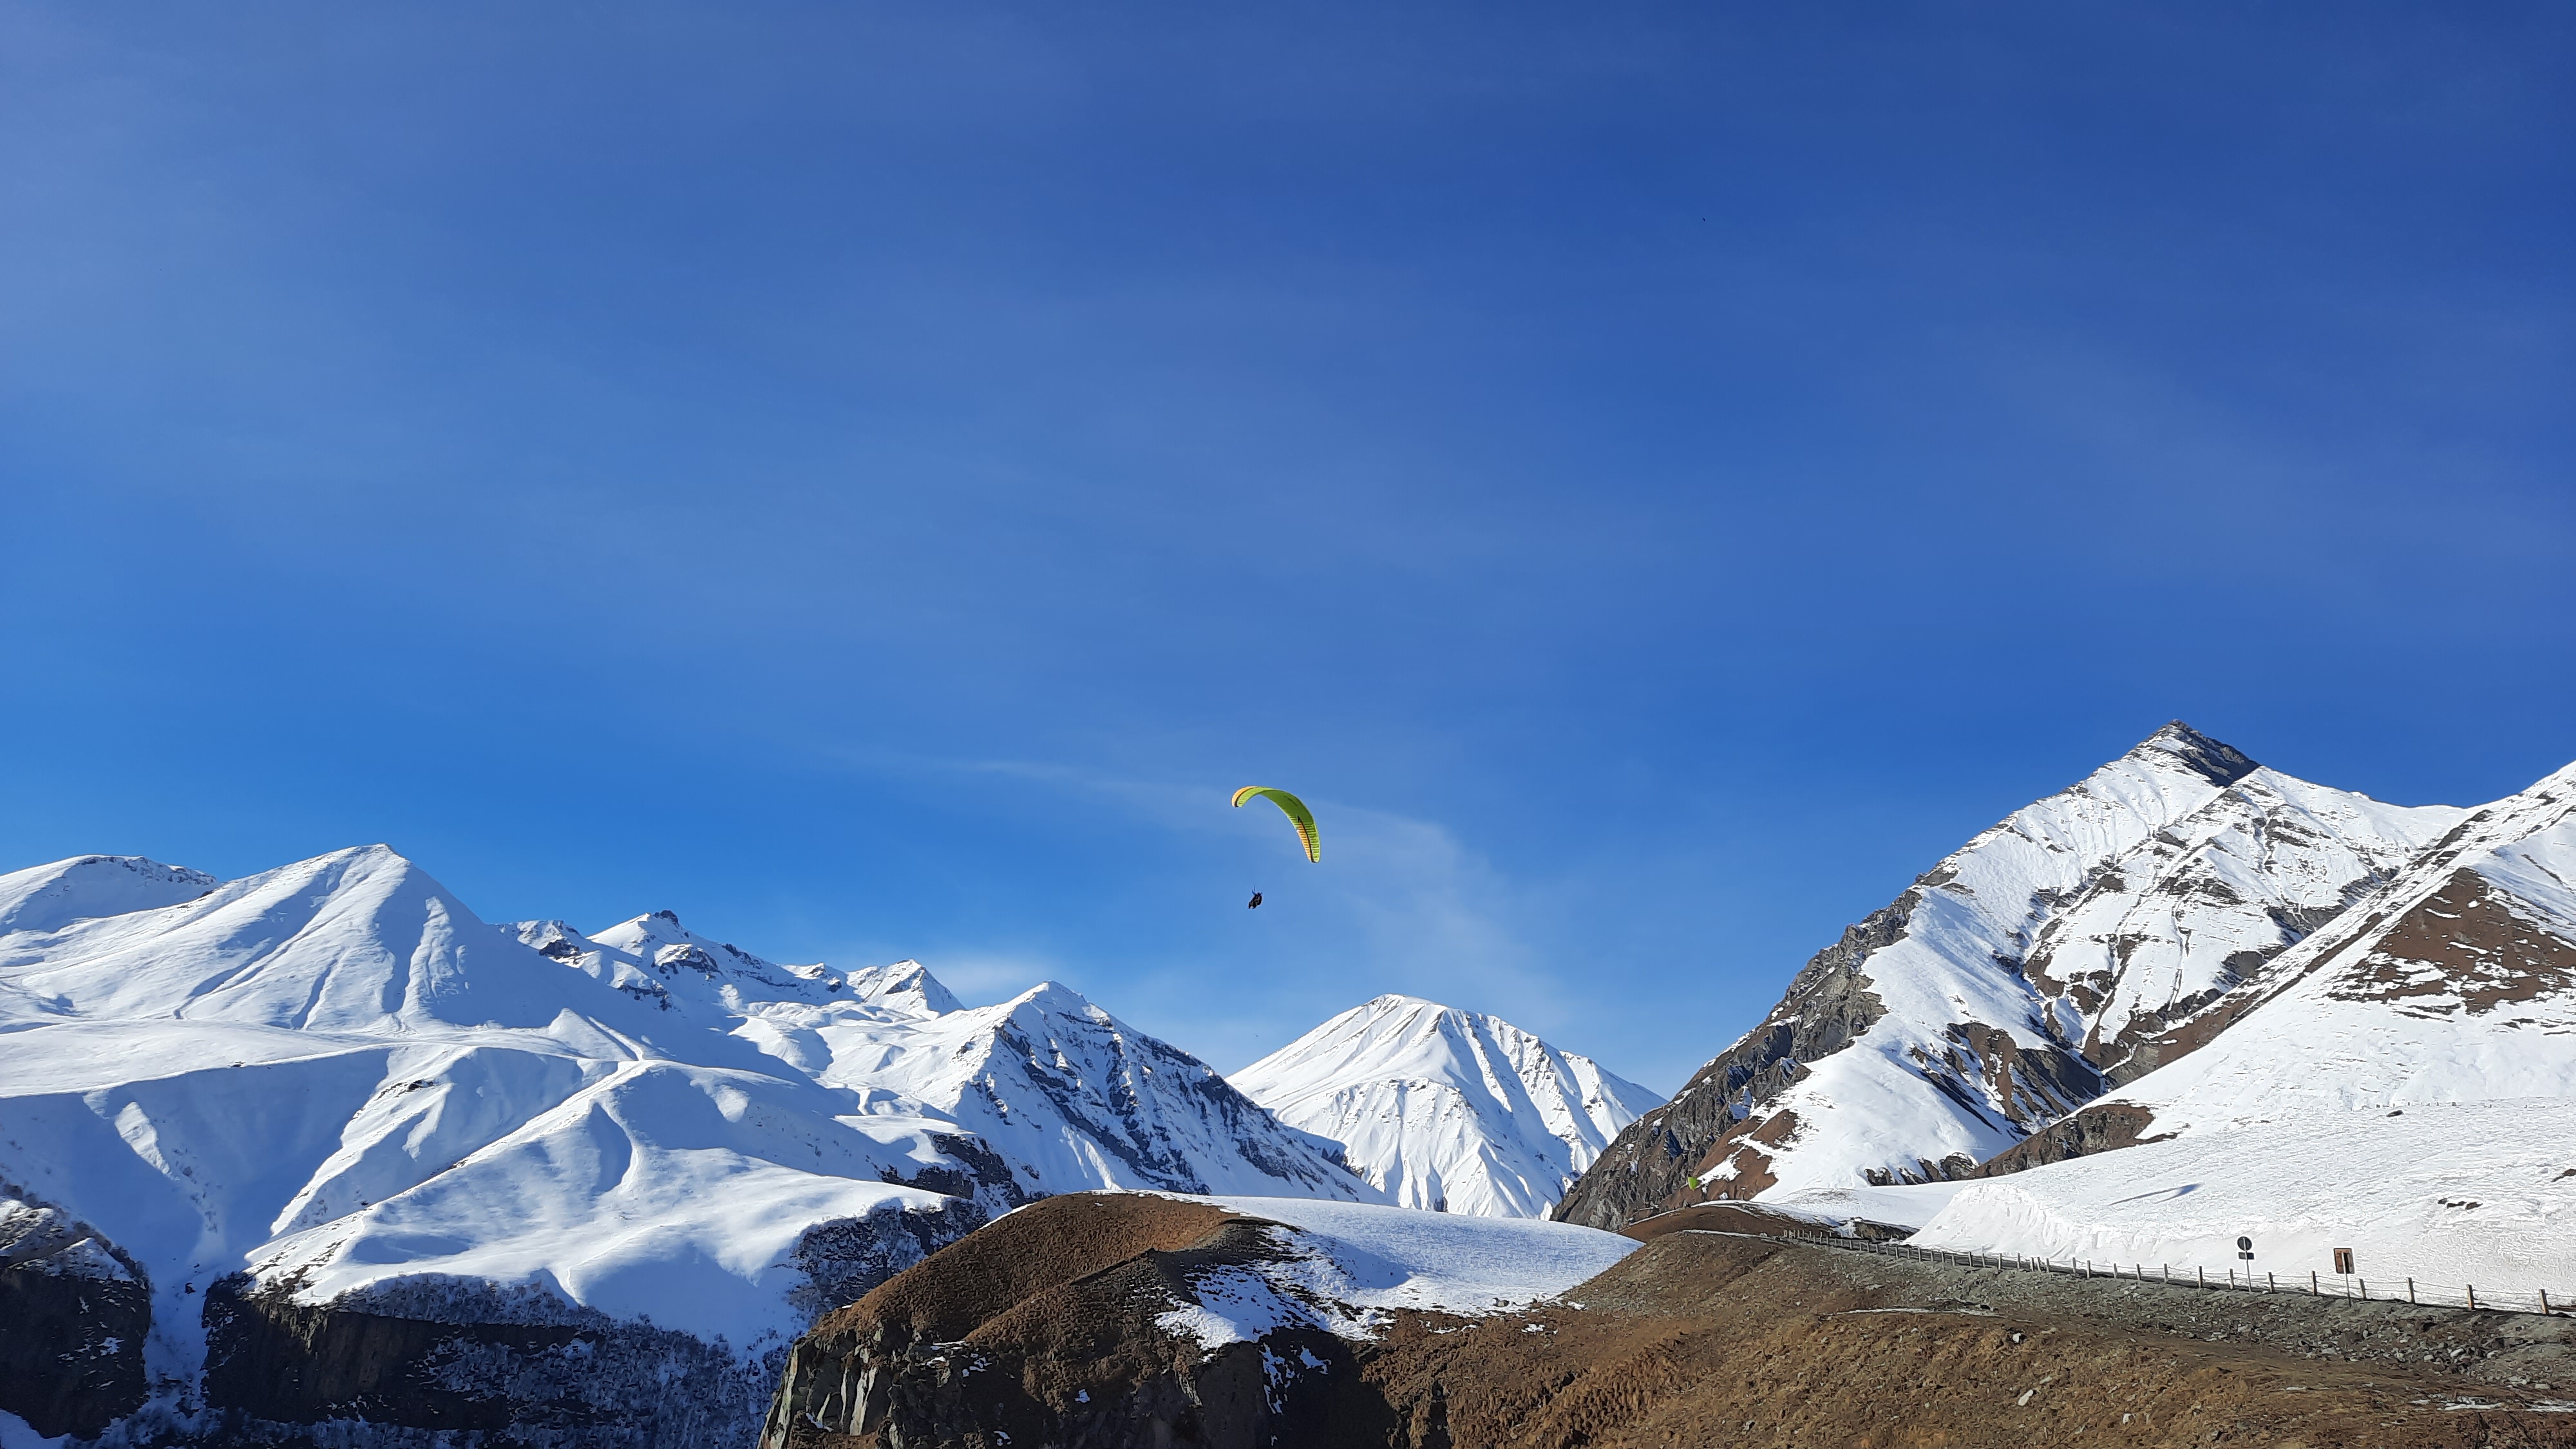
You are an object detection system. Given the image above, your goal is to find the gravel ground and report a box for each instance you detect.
[1347,1229,2576,1447]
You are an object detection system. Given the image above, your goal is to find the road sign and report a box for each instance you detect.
[2236,1236,2252,1251]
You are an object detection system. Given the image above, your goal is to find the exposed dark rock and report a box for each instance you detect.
[1552,892,1909,1229]
[0,1189,150,1439]
[175,1195,989,1449]
[1971,1100,2172,1175]
[2138,720,2260,788]
[2329,868,2576,1014]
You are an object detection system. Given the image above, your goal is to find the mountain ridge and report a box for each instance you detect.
[1233,993,1661,1217]
[0,842,1375,1448]
[1553,722,2467,1227]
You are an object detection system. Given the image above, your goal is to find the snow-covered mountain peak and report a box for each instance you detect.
[2059,753,2576,1139]
[0,854,220,938]
[844,959,961,1017]
[1,844,638,1036]
[1235,995,1661,1217]
[1558,726,2470,1228]
[509,909,853,1017]
[994,980,1110,1023]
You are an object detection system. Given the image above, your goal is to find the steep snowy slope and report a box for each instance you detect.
[0,844,1372,1448]
[1556,724,2465,1227]
[1988,757,2576,1170]
[1233,994,1661,1216]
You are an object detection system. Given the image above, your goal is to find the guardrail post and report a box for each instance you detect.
[2468,1285,2477,1311]
[2268,1273,2275,1293]
[2311,1271,2318,1295]
[2407,1278,2415,1305]
[2543,1289,2552,1314]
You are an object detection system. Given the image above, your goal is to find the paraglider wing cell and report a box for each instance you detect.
[1231,786,1320,863]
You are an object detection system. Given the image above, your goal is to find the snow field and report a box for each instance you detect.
[1149,1193,1640,1350]
[1906,1100,2576,1300]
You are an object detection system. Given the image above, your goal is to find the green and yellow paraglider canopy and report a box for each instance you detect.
[1231,786,1320,863]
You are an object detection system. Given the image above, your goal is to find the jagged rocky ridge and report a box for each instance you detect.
[1555,723,2470,1228]
[1231,994,1662,1217]
[0,846,1372,1448]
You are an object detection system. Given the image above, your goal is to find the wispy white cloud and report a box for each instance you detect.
[906,949,1064,1008]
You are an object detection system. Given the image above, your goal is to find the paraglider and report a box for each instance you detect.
[1246,891,1264,909]
[1231,786,1320,863]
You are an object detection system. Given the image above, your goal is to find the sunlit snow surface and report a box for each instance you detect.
[2096,772,2576,1132]
[1233,994,1662,1217]
[0,844,1376,1400]
[1897,764,2576,1293]
[1703,730,2468,1197]
[1909,1100,2576,1292]
[1145,1194,1638,1351]
[1761,1180,1974,1233]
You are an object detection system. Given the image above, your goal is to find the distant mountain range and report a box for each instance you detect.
[0,846,1376,1446]
[10,719,2575,1448]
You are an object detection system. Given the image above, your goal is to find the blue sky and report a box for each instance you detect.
[4,4,2570,1092]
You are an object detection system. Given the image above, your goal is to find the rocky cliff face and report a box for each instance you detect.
[198,1274,788,1449]
[0,1192,149,1441]
[1555,723,2466,1227]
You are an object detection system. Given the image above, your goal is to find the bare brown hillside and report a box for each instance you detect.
[764,1194,2576,1449]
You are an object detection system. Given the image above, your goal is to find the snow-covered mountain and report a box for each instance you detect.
[1557,723,2468,1227]
[1233,994,1662,1217]
[0,844,1372,1447]
[1987,754,2576,1168]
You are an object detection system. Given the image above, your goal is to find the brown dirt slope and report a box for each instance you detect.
[766,1192,2576,1449]
[768,1194,1377,1449]
[1361,1230,2576,1448]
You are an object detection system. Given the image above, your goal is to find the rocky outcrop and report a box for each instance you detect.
[0,1191,149,1439]
[201,1274,776,1447]
[1969,1101,2172,1176]
[1551,893,1905,1229]
[762,1194,1376,1449]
